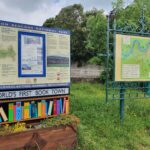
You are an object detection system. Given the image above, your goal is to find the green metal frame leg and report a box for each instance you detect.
[120,86,125,124]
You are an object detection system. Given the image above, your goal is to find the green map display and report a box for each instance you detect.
[115,34,150,81]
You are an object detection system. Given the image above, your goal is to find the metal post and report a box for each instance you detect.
[113,13,116,81]
[106,15,110,103]
[120,84,125,124]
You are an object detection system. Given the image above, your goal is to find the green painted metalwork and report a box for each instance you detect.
[106,15,110,103]
[120,84,125,124]
[106,7,150,123]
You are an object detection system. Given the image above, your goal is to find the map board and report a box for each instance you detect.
[115,34,150,81]
[0,20,70,89]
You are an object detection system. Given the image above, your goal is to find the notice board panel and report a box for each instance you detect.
[115,34,150,81]
[0,20,70,89]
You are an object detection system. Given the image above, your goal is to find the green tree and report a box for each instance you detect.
[112,0,124,10]
[85,9,107,65]
[113,0,150,31]
[43,4,87,66]
[44,18,56,28]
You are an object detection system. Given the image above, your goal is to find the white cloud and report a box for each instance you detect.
[0,0,134,26]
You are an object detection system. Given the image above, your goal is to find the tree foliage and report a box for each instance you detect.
[44,4,87,66]
[85,9,106,65]
[43,0,150,69]
[43,5,106,66]
[113,0,150,31]
[112,0,124,10]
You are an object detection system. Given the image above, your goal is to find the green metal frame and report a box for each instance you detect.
[106,8,150,124]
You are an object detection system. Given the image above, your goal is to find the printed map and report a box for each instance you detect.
[115,34,150,81]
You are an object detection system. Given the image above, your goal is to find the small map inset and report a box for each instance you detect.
[0,45,16,60]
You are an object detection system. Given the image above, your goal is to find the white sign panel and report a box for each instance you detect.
[0,88,69,99]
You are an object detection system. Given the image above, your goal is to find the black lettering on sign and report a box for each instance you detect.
[35,89,49,96]
[8,91,17,98]
[19,91,32,97]
[0,91,16,98]
[52,89,66,95]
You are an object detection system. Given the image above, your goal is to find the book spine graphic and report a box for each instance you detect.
[60,98,63,114]
[45,101,48,116]
[57,100,60,115]
[8,103,14,122]
[62,98,66,114]
[0,107,8,122]
[14,105,16,121]
[66,98,69,115]
[48,101,53,115]
[31,101,37,118]
[16,102,22,121]
[41,100,46,117]
[38,102,42,117]
[24,102,30,119]
[53,99,57,115]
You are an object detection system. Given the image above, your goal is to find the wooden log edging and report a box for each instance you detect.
[0,124,77,150]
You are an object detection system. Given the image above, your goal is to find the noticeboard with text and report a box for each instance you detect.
[0,20,70,89]
[115,34,150,81]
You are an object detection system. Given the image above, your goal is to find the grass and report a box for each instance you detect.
[70,82,150,150]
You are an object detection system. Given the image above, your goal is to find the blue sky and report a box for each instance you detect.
[0,0,133,25]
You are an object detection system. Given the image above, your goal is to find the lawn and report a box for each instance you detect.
[70,82,150,150]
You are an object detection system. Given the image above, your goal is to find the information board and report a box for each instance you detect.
[115,34,150,81]
[0,20,70,89]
